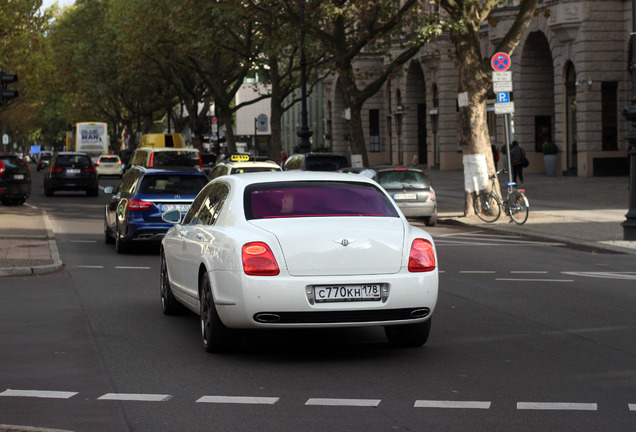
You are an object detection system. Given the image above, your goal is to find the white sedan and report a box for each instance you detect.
[160,171,438,353]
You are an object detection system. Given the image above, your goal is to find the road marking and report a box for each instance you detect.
[115,266,151,270]
[562,271,636,280]
[71,240,97,243]
[496,278,574,282]
[197,396,279,405]
[78,265,104,269]
[98,393,172,402]
[460,271,496,274]
[415,400,491,409]
[0,389,77,399]
[629,404,636,411]
[510,271,548,274]
[306,398,381,407]
[517,402,597,411]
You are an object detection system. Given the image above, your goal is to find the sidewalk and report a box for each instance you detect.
[1,170,635,277]
[427,169,636,254]
[0,204,63,276]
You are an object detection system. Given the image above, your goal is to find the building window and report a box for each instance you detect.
[369,109,380,152]
[602,82,618,151]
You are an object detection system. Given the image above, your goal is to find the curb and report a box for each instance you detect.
[0,210,63,277]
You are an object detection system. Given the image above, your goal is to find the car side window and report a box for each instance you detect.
[182,183,213,225]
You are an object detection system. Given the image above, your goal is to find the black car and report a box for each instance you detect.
[283,153,350,171]
[36,151,52,172]
[103,166,209,253]
[0,153,31,205]
[43,152,99,196]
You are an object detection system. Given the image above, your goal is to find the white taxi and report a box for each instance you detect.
[96,154,123,178]
[207,154,281,179]
[160,171,439,353]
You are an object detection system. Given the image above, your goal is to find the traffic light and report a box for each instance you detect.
[1,71,19,104]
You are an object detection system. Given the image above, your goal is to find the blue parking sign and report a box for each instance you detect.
[497,92,510,103]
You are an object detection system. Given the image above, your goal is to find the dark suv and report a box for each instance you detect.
[43,152,99,196]
[103,166,208,253]
[0,153,31,206]
[283,153,349,171]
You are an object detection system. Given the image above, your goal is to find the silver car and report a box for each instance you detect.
[374,167,437,226]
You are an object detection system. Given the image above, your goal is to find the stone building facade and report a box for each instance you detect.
[322,0,632,177]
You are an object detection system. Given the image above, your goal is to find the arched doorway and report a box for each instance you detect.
[565,62,578,174]
[405,61,427,166]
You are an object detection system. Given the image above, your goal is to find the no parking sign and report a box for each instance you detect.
[491,52,511,72]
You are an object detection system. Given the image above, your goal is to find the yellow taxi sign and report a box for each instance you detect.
[230,154,250,162]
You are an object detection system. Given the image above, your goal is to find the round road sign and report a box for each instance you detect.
[491,52,511,72]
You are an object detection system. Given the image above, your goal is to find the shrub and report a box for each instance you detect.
[542,142,558,155]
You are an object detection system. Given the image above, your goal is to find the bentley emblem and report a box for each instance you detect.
[333,238,355,246]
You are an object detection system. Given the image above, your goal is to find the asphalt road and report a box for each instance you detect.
[1,172,636,432]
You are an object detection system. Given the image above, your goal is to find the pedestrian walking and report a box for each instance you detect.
[509,140,526,185]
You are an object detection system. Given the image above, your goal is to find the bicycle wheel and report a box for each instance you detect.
[507,191,529,225]
[474,192,501,223]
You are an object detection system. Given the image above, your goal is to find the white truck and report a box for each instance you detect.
[72,122,108,161]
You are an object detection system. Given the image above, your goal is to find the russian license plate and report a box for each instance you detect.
[393,193,417,200]
[164,204,190,212]
[314,284,381,303]
[66,168,80,174]
[13,174,24,180]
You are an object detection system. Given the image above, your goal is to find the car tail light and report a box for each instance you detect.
[408,239,436,272]
[198,153,204,169]
[96,160,100,165]
[128,199,153,211]
[51,165,64,173]
[0,161,4,174]
[149,153,154,167]
[428,187,436,202]
[242,242,279,276]
[82,166,96,173]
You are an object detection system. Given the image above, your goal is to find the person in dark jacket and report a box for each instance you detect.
[509,140,526,185]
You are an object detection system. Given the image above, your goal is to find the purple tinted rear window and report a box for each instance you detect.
[245,181,399,220]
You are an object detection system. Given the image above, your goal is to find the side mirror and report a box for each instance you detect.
[162,209,182,224]
[104,186,114,194]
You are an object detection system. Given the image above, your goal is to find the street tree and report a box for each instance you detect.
[439,0,538,214]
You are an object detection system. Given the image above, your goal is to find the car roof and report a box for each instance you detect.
[134,166,206,175]
[215,170,379,188]
[373,166,426,173]
[220,160,281,169]
[135,147,199,153]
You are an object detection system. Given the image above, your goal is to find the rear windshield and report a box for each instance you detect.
[99,156,120,163]
[151,151,200,167]
[54,154,92,167]
[305,155,349,171]
[376,170,429,189]
[139,174,207,196]
[0,156,26,168]
[245,181,399,220]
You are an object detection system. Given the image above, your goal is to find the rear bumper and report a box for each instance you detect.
[397,201,437,218]
[0,182,31,198]
[46,178,97,190]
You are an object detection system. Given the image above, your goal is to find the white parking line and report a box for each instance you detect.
[197,396,279,405]
[517,402,597,411]
[0,389,77,399]
[306,398,381,407]
[415,400,491,409]
[98,393,172,402]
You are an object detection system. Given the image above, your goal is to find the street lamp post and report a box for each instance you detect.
[622,0,636,240]
[297,0,312,153]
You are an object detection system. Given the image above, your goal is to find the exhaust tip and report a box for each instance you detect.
[254,313,281,323]
[410,308,430,319]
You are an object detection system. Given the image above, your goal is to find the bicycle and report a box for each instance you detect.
[473,169,529,225]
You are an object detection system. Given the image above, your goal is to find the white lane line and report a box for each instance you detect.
[510,271,548,274]
[197,396,279,405]
[98,393,172,402]
[495,278,574,282]
[517,402,597,411]
[460,271,496,274]
[415,400,491,409]
[0,389,77,399]
[562,271,636,280]
[629,404,636,411]
[78,265,104,269]
[71,240,97,243]
[115,266,151,270]
[306,398,381,407]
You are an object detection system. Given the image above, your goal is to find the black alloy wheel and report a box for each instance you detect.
[160,252,181,314]
[200,271,240,353]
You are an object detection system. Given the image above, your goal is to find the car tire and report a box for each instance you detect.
[385,318,431,347]
[423,215,437,227]
[200,271,241,353]
[115,226,129,253]
[160,252,182,315]
[104,220,115,244]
